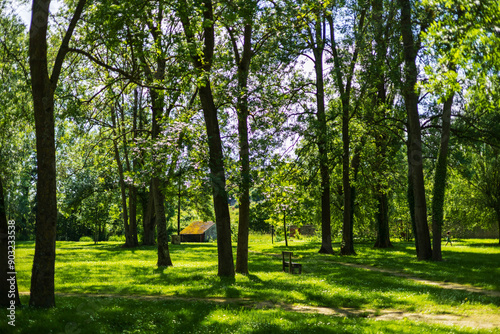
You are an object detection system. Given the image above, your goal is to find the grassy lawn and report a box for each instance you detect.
[2,236,499,333]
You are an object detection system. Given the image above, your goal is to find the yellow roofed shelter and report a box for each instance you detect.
[179,221,217,242]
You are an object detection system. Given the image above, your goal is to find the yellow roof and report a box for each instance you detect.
[180,221,215,235]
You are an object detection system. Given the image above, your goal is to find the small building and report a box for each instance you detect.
[299,224,316,236]
[180,221,217,242]
[290,224,316,237]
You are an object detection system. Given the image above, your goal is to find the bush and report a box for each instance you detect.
[108,235,125,242]
[79,236,93,242]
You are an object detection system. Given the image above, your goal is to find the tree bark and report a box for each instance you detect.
[311,18,334,255]
[128,185,139,246]
[372,0,393,249]
[328,9,366,256]
[198,83,235,277]
[496,207,500,245]
[234,24,253,275]
[111,108,133,248]
[283,210,288,248]
[374,190,393,248]
[340,100,355,255]
[407,142,419,252]
[0,176,21,307]
[128,89,139,246]
[349,146,363,242]
[29,0,86,308]
[152,177,172,267]
[431,91,455,261]
[142,188,156,245]
[150,78,172,266]
[399,0,432,260]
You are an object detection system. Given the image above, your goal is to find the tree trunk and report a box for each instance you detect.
[177,175,181,235]
[283,211,288,248]
[142,188,156,245]
[399,0,432,260]
[128,185,139,246]
[328,9,366,256]
[374,190,393,248]
[29,0,86,307]
[128,89,139,246]
[431,91,455,261]
[234,24,253,275]
[179,0,234,277]
[340,101,355,255]
[152,178,172,267]
[149,77,172,266]
[312,28,334,255]
[349,146,362,245]
[496,207,500,245]
[111,108,132,248]
[372,0,393,249]
[199,83,235,277]
[407,144,419,251]
[0,176,21,307]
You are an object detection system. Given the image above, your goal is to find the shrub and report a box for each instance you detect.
[79,236,93,242]
[108,235,125,242]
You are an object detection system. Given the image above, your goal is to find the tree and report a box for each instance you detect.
[29,0,86,308]
[295,1,335,255]
[327,1,367,255]
[177,0,234,277]
[423,0,500,255]
[398,0,433,260]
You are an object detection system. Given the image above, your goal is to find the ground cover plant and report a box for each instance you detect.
[1,236,499,333]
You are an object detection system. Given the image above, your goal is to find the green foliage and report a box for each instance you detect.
[78,236,93,242]
[108,235,126,242]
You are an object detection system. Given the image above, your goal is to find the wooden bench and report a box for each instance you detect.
[282,251,302,274]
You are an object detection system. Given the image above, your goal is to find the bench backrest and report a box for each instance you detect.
[282,251,293,263]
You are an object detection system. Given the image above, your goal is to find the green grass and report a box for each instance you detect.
[2,236,500,333]
[2,294,492,334]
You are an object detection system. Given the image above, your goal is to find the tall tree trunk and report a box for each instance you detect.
[128,186,138,246]
[232,24,253,275]
[283,210,288,248]
[152,177,172,267]
[0,176,21,307]
[128,89,139,246]
[177,174,181,235]
[179,0,234,277]
[142,188,156,245]
[372,0,393,249]
[111,108,132,248]
[328,8,366,256]
[349,146,362,238]
[199,83,235,276]
[399,0,432,260]
[150,82,172,266]
[431,91,455,261]
[29,0,86,308]
[374,190,392,248]
[312,21,334,255]
[496,207,500,245]
[407,142,419,251]
[340,102,354,255]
